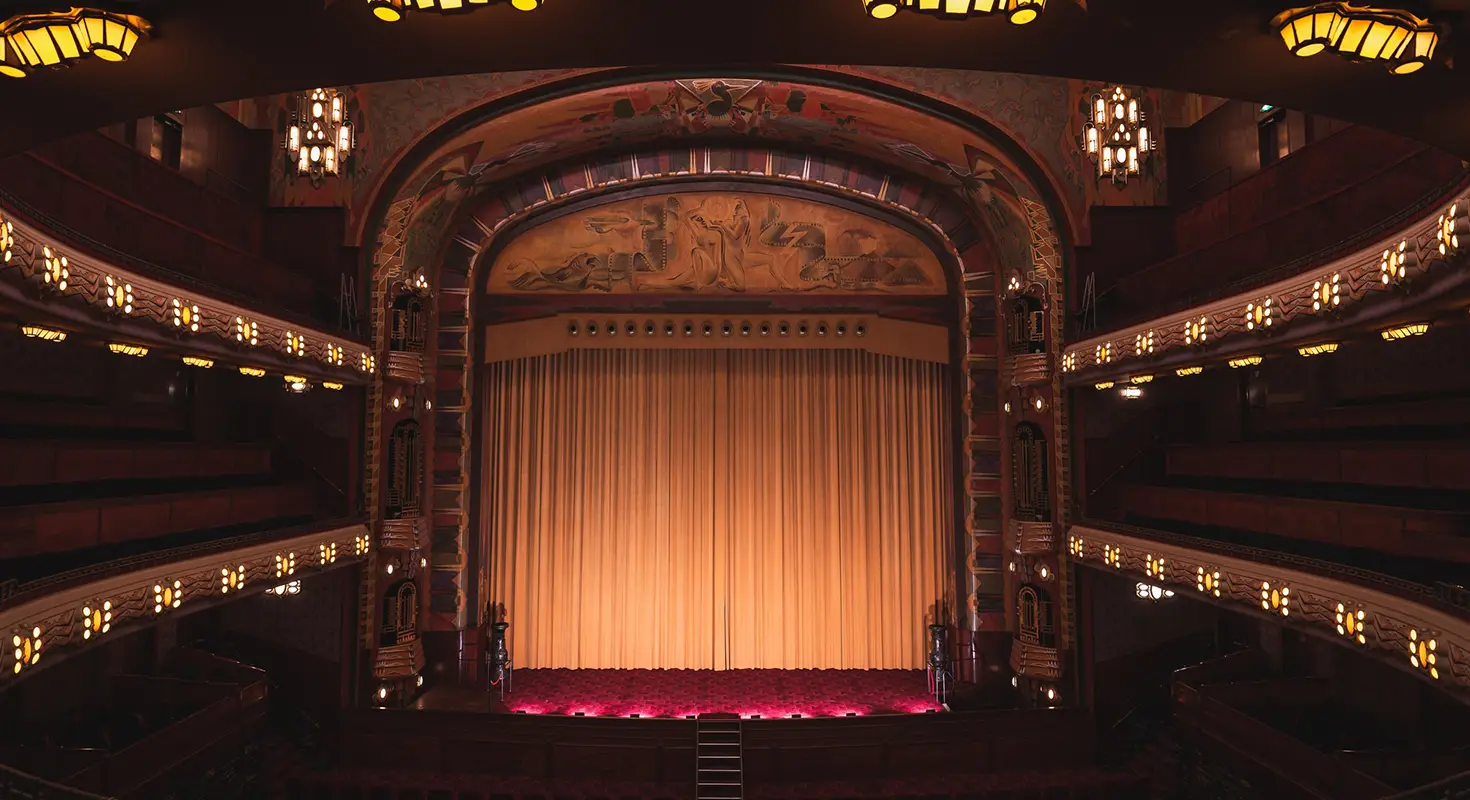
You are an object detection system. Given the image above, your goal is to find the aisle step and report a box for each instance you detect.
[696,716,743,800]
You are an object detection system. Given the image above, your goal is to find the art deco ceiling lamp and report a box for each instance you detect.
[864,0,1046,25]
[1081,86,1152,186]
[286,88,354,186]
[369,0,542,23]
[0,7,149,78]
[1272,3,1440,75]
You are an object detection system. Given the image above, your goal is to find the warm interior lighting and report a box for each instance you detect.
[1175,366,1203,377]
[1228,356,1263,368]
[21,325,65,342]
[1408,629,1439,679]
[1094,381,1114,390]
[1335,603,1367,645]
[172,299,201,332]
[1119,385,1142,399]
[107,343,148,358]
[239,366,267,378]
[1271,3,1439,74]
[322,381,344,390]
[286,88,353,186]
[1380,322,1429,340]
[182,356,214,368]
[370,0,543,22]
[1081,85,1151,185]
[864,0,1046,23]
[1129,375,1153,384]
[0,8,150,77]
[1135,582,1174,601]
[1312,274,1341,312]
[1438,202,1467,255]
[1298,342,1339,357]
[284,375,310,393]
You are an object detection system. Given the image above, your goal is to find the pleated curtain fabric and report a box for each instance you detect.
[482,348,953,670]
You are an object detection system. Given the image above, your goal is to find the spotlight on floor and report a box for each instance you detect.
[925,709,937,714]
[844,712,858,717]
[573,711,585,717]
[685,715,696,720]
[790,713,802,719]
[629,713,640,718]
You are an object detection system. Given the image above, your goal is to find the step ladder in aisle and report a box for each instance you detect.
[696,716,744,800]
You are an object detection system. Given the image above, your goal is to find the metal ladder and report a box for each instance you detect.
[695,716,743,800]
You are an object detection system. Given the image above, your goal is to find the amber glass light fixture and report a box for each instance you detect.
[370,0,542,22]
[863,0,1045,24]
[286,88,354,186]
[21,325,66,342]
[1081,86,1152,186]
[0,8,149,78]
[1271,3,1440,75]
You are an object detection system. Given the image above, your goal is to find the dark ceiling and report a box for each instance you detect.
[2,0,1470,158]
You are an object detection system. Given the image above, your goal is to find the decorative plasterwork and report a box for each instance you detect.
[1011,520,1056,555]
[1069,523,1470,701]
[1010,638,1063,680]
[0,209,374,384]
[381,517,427,551]
[1,523,369,687]
[373,638,426,680]
[1006,352,1050,387]
[385,351,426,384]
[1062,195,1470,385]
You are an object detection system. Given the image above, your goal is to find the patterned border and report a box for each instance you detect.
[0,209,375,385]
[370,145,1013,637]
[1,522,369,687]
[1069,523,1469,701]
[1062,196,1470,385]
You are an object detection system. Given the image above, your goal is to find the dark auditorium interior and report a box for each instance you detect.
[3,1,1470,799]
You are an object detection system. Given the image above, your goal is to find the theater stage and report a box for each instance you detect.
[416,669,945,718]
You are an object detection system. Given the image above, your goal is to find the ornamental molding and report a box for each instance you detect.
[1010,638,1063,680]
[381,516,427,550]
[1,522,369,686]
[0,209,374,385]
[1062,196,1470,385]
[373,638,425,680]
[1069,523,1469,701]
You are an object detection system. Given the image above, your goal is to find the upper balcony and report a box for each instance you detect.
[1079,107,1467,336]
[0,107,361,331]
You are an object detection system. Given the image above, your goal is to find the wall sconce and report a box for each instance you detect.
[284,375,311,393]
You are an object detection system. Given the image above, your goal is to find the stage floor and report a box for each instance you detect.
[419,669,944,718]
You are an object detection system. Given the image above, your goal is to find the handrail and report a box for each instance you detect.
[1075,518,1470,619]
[0,516,366,612]
[0,763,115,800]
[1380,769,1470,799]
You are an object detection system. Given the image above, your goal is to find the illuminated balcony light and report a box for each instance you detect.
[1135,582,1174,601]
[320,542,338,565]
[1196,568,1221,597]
[1228,356,1263,369]
[322,381,344,390]
[0,7,150,77]
[1134,330,1155,356]
[1103,544,1121,567]
[1094,342,1112,365]
[284,331,307,357]
[1120,385,1143,399]
[275,553,296,578]
[1312,273,1341,312]
[1094,381,1114,390]
[270,581,301,596]
[11,627,41,674]
[370,0,543,24]
[360,353,376,373]
[81,602,111,639]
[1439,202,1468,255]
[325,342,345,367]
[1031,395,1046,412]
[1335,603,1367,645]
[39,246,68,291]
[1298,342,1339,357]
[864,0,1045,24]
[1408,629,1439,679]
[235,317,258,346]
[0,216,12,261]
[21,325,65,342]
[1183,316,1208,345]
[284,375,310,393]
[1145,555,1166,580]
[153,580,182,613]
[1380,240,1418,284]
[1175,366,1203,377]
[1129,375,1153,384]
[355,534,371,556]
[172,299,200,332]
[1067,536,1084,558]
[1260,581,1290,616]
[1271,3,1439,75]
[103,275,134,314]
[1380,323,1429,341]
[182,356,214,369]
[220,566,246,595]
[107,343,148,358]
[1244,299,1272,331]
[1061,352,1077,373]
[239,366,266,378]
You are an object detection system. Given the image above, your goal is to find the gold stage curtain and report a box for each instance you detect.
[482,348,953,670]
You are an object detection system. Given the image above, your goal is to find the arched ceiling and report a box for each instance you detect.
[1,0,1469,160]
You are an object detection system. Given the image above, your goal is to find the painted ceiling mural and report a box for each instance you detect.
[262,67,1173,250]
[486,191,949,295]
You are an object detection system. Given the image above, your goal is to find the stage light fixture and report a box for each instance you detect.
[0,7,150,77]
[1271,4,1440,75]
[863,0,1045,23]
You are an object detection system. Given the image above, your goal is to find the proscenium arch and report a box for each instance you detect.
[357,65,1083,254]
[359,75,1074,685]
